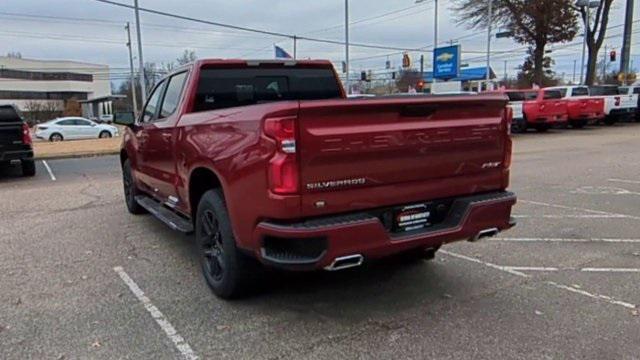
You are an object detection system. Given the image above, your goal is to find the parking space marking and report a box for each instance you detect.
[441,251,638,310]
[519,199,640,220]
[491,237,640,243]
[609,178,640,185]
[41,160,56,181]
[546,281,637,309]
[113,266,198,360]
[505,266,640,273]
[512,214,626,219]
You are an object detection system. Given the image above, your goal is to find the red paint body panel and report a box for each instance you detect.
[121,59,516,270]
[500,89,569,125]
[565,97,605,122]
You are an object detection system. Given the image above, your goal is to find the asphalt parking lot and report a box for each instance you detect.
[1,124,639,359]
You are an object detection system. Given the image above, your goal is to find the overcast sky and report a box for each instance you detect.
[1,0,638,82]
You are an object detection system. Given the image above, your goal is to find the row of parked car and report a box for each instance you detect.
[492,85,640,133]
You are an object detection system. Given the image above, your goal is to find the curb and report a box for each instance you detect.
[34,151,120,161]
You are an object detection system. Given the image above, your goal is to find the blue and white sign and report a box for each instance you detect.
[433,45,461,79]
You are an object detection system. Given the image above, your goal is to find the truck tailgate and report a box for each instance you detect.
[296,95,510,216]
[0,122,23,147]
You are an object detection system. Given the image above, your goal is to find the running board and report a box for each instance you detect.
[135,195,194,233]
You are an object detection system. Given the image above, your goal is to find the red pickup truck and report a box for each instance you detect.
[500,89,568,132]
[545,86,605,128]
[115,59,516,298]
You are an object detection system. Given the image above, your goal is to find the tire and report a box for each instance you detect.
[603,117,617,126]
[511,119,526,133]
[122,159,146,214]
[49,133,63,142]
[99,131,112,139]
[570,120,587,129]
[196,189,260,299]
[534,124,549,132]
[21,159,36,177]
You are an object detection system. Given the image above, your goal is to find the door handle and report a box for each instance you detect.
[161,133,172,138]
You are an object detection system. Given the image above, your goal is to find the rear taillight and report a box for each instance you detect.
[22,123,32,145]
[504,106,513,135]
[264,116,298,194]
[502,108,512,170]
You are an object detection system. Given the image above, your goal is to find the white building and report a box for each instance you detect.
[0,56,113,121]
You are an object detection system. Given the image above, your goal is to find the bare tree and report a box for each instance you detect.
[176,49,197,65]
[452,0,578,85]
[576,0,614,85]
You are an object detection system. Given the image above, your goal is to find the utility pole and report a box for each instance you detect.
[420,54,424,77]
[344,0,350,94]
[620,0,634,84]
[134,0,147,102]
[503,60,507,82]
[125,22,138,116]
[573,59,577,84]
[293,35,297,60]
[486,0,493,89]
[602,45,608,83]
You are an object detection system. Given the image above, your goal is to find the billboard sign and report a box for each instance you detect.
[433,45,461,79]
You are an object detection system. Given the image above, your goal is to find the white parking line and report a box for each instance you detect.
[113,266,198,360]
[546,282,636,309]
[505,266,640,273]
[490,237,640,243]
[519,199,640,220]
[41,160,56,181]
[608,178,640,185]
[441,250,637,310]
[512,214,626,219]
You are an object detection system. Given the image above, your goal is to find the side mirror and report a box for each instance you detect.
[113,112,135,127]
[91,123,97,127]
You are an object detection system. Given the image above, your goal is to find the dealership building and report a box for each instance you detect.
[0,56,115,122]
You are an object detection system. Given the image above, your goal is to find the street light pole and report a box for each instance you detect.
[133,0,147,102]
[344,0,350,94]
[434,0,438,46]
[486,0,493,87]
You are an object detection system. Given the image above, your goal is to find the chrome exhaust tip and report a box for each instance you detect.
[324,254,364,271]
[469,227,499,242]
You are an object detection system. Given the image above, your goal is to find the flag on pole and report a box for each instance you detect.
[275,45,292,59]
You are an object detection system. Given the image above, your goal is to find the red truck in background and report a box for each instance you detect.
[114,59,516,298]
[545,86,605,128]
[499,89,568,132]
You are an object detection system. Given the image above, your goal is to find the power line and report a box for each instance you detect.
[89,0,436,52]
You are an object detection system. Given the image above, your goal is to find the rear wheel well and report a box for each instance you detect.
[189,168,222,221]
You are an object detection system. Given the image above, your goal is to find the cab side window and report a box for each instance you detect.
[141,81,165,123]
[159,72,188,119]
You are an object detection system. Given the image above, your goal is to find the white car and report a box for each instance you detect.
[35,117,119,141]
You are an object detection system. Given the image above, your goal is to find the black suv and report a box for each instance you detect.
[0,105,35,176]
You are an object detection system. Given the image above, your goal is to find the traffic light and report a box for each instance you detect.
[416,80,425,91]
[610,50,616,62]
[360,71,367,81]
[402,53,411,68]
[391,72,396,80]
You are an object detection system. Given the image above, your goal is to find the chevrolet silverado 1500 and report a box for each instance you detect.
[545,86,605,128]
[498,89,568,132]
[115,59,516,298]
